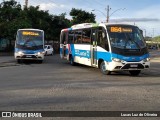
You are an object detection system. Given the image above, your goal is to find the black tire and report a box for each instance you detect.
[45,51,47,56]
[129,70,141,76]
[70,56,75,66]
[17,59,21,64]
[51,51,54,56]
[100,61,111,75]
[38,60,43,64]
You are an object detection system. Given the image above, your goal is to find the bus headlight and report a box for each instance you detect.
[18,51,24,56]
[37,51,45,55]
[143,58,150,62]
[112,58,121,62]
[37,52,42,55]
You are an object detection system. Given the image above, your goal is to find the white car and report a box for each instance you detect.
[44,45,54,55]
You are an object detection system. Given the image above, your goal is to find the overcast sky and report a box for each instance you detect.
[5,0,160,37]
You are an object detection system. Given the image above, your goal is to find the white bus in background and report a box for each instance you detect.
[14,29,45,63]
[60,23,150,76]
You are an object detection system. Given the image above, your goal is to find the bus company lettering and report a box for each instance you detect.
[75,50,90,57]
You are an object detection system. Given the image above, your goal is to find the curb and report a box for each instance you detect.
[0,62,19,67]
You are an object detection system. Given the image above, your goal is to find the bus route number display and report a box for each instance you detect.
[111,27,132,33]
[22,31,39,36]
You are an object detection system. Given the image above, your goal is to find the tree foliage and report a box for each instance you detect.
[0,0,96,51]
[153,36,160,42]
[0,1,70,41]
[0,0,22,39]
[70,8,96,25]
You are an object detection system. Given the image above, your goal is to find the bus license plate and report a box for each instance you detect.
[26,55,32,58]
[130,64,138,68]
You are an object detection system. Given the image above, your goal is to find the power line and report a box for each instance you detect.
[92,0,107,7]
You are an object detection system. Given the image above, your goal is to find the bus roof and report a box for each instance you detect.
[61,23,99,32]
[71,23,99,29]
[61,23,137,32]
[18,28,44,32]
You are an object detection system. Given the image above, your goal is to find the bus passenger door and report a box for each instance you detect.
[62,41,67,58]
[61,31,68,59]
[91,29,97,66]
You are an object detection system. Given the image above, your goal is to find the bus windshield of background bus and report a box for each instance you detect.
[107,26,146,49]
[16,30,43,49]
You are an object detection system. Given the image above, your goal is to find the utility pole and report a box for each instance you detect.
[106,5,110,23]
[152,28,154,37]
[143,29,146,37]
[25,0,28,8]
[106,6,125,23]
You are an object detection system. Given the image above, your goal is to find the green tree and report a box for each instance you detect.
[70,8,96,25]
[23,6,70,41]
[49,13,71,40]
[0,0,26,51]
[0,1,97,52]
[0,0,21,22]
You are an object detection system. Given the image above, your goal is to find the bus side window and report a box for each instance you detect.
[97,27,109,51]
[60,31,65,44]
[74,30,82,44]
[82,29,91,44]
[68,31,74,44]
[61,31,68,44]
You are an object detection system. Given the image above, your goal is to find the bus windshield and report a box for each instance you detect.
[107,25,146,50]
[16,30,43,50]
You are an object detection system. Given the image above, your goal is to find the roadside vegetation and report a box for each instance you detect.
[0,0,95,51]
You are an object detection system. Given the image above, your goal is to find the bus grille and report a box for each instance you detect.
[121,63,144,69]
[21,55,37,59]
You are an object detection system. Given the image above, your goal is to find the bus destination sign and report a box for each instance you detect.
[22,31,39,36]
[111,27,132,33]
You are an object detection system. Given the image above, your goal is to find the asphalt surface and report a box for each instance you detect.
[0,50,160,120]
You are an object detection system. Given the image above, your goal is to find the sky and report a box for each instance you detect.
[3,0,160,37]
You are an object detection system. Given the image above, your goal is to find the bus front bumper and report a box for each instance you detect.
[14,52,45,60]
[105,60,150,71]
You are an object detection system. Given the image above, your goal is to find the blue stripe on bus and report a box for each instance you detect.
[111,53,149,62]
[60,47,69,55]
[15,48,44,54]
[70,44,75,57]
[97,52,112,62]
[60,47,149,62]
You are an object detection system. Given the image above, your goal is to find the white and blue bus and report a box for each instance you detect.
[60,23,150,76]
[14,29,45,63]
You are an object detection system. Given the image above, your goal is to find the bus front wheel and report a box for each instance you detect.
[17,59,22,64]
[38,60,43,64]
[100,61,111,75]
[129,70,141,76]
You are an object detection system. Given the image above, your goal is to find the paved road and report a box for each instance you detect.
[0,52,160,120]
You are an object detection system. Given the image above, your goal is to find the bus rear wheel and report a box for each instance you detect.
[100,61,111,75]
[129,70,141,76]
